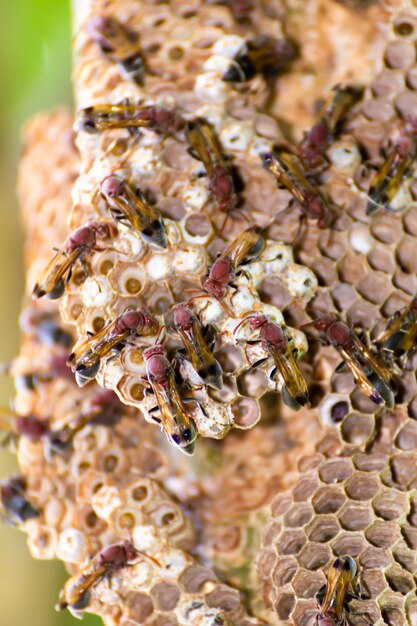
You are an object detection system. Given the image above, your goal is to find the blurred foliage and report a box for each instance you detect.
[0,1,100,625]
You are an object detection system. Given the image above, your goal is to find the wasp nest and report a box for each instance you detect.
[6,0,417,625]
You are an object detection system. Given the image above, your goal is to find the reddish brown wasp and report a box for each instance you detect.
[307,315,396,408]
[219,0,254,22]
[20,309,73,349]
[186,117,242,231]
[33,222,114,300]
[262,149,333,230]
[1,476,40,525]
[68,307,158,387]
[143,344,197,455]
[100,174,167,248]
[366,127,416,215]
[316,557,359,626]
[299,85,363,173]
[188,226,264,315]
[171,303,223,390]
[234,314,310,410]
[48,390,123,453]
[88,16,145,85]
[0,407,49,444]
[377,295,417,363]
[57,541,160,611]
[77,103,185,136]
[222,36,298,82]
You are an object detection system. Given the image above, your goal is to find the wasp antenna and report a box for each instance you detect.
[233,315,257,336]
[154,325,166,345]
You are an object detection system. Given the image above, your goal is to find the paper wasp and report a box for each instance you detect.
[89,15,145,85]
[100,174,167,248]
[316,557,360,626]
[143,344,197,455]
[308,316,396,408]
[171,303,223,389]
[262,149,333,228]
[68,307,158,386]
[57,541,159,611]
[33,222,114,300]
[234,314,309,410]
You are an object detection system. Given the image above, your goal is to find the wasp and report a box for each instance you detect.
[1,476,40,525]
[203,225,264,298]
[143,345,197,455]
[13,355,75,394]
[316,557,360,626]
[33,222,114,300]
[68,307,158,387]
[77,103,185,136]
[308,316,396,408]
[20,309,73,348]
[220,0,254,22]
[171,303,223,390]
[299,85,363,172]
[366,129,416,215]
[100,174,167,248]
[186,118,240,225]
[234,315,310,410]
[377,295,417,363]
[188,226,264,315]
[262,149,333,229]
[0,407,49,445]
[222,36,298,82]
[48,390,123,453]
[88,15,145,85]
[57,541,159,611]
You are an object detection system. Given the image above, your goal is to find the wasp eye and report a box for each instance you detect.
[182,428,193,442]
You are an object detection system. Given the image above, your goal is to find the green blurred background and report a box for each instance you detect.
[0,2,99,625]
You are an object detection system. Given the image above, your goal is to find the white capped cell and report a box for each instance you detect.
[132,524,162,554]
[287,328,308,357]
[262,242,293,267]
[80,276,114,307]
[195,72,229,103]
[146,254,172,280]
[114,228,145,259]
[194,401,233,439]
[129,560,155,589]
[229,285,258,317]
[174,247,206,274]
[284,264,318,299]
[56,528,87,563]
[220,121,254,152]
[194,297,226,325]
[158,548,188,578]
[349,223,374,254]
[183,180,210,211]
[328,139,361,171]
[212,34,247,58]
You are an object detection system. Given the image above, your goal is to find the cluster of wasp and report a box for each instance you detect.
[4,14,417,454]
[3,7,417,621]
